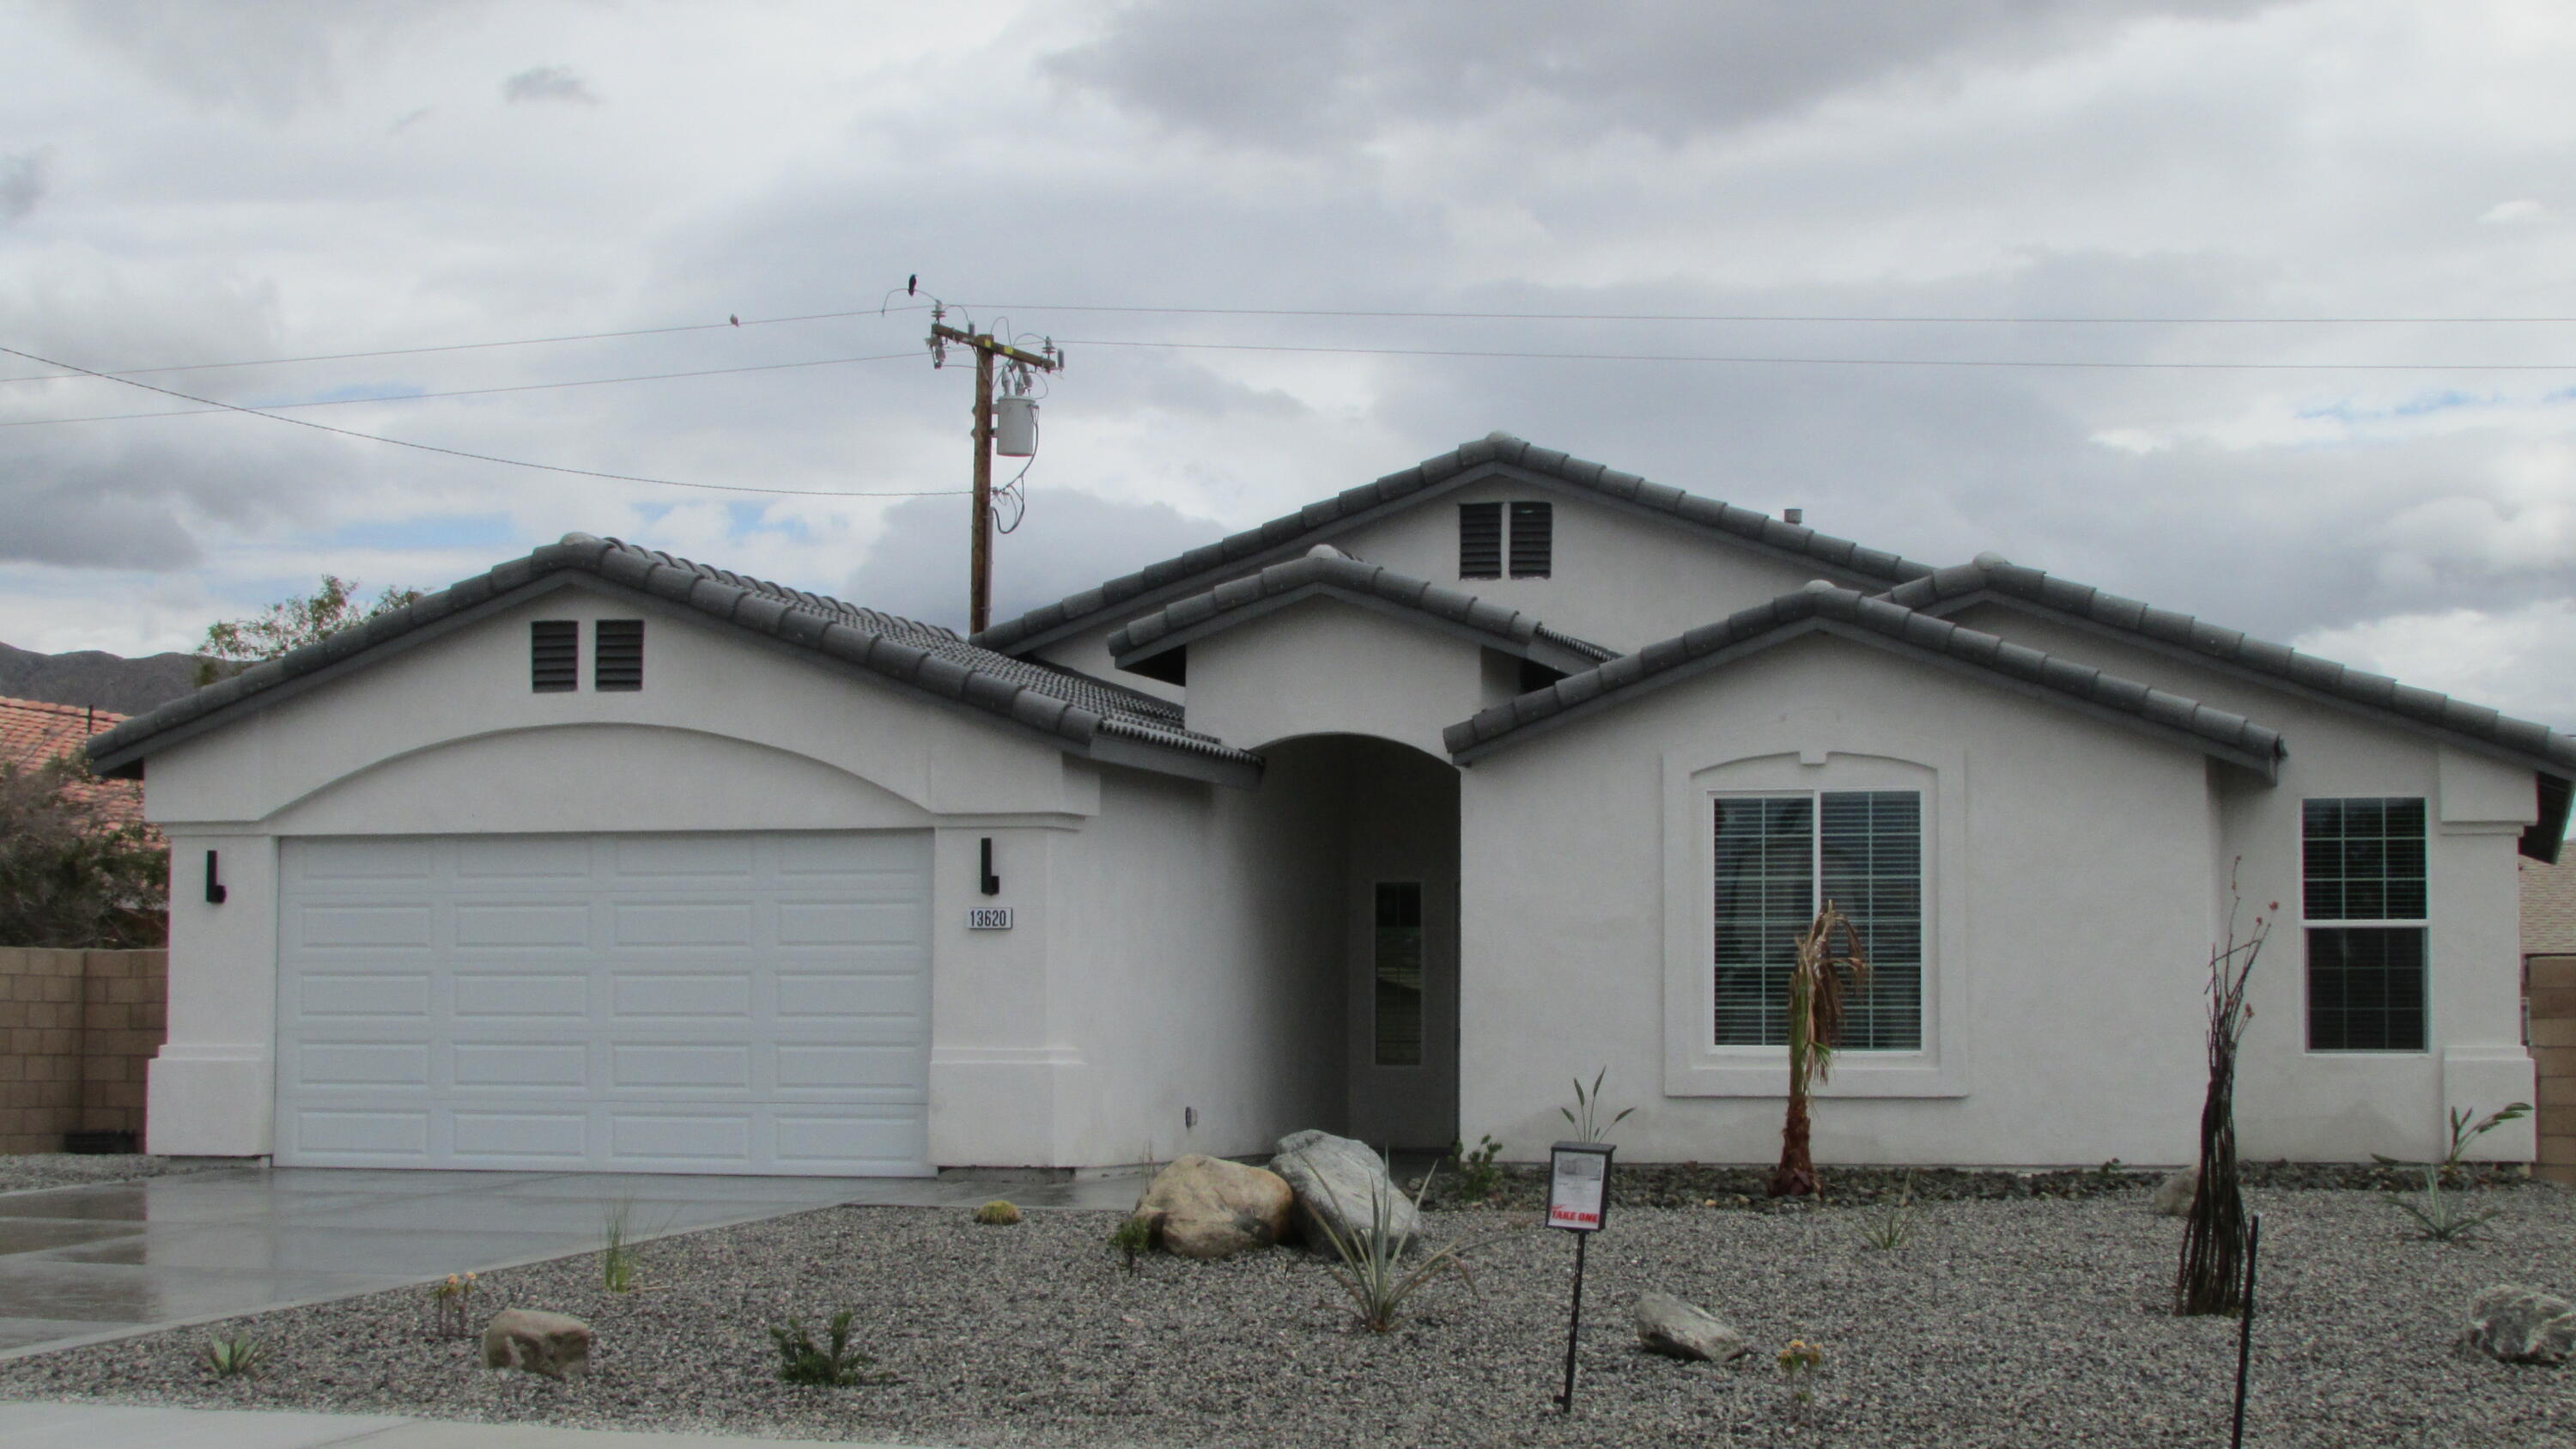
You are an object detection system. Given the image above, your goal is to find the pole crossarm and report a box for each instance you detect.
[929,324,1061,372]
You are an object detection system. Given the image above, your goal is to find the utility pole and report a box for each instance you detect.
[927,305,1061,635]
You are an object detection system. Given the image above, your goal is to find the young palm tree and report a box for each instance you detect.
[1771,902,1871,1198]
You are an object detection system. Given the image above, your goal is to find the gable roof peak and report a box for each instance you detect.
[974,434,1935,656]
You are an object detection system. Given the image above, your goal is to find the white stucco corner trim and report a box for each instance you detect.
[1660,736,1971,1099]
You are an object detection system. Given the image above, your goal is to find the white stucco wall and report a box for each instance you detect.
[1456,633,2233,1168]
[1181,597,1490,757]
[1949,601,2540,1162]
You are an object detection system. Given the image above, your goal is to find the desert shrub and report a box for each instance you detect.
[974,1199,1022,1226]
[200,1333,267,1378]
[2386,1164,2507,1243]
[1452,1135,1504,1200]
[1109,1214,1153,1271]
[770,1310,883,1386]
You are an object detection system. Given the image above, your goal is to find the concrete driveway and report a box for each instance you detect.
[0,1166,1139,1358]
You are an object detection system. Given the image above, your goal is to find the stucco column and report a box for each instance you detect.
[146,832,277,1157]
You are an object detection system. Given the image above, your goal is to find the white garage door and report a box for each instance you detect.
[276,832,932,1175]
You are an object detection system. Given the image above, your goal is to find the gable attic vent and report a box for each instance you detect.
[594,618,644,691]
[1509,501,1552,578]
[531,620,579,692]
[1459,502,1503,579]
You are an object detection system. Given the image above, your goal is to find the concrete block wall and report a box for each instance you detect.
[2531,953,2576,1185]
[0,948,168,1154]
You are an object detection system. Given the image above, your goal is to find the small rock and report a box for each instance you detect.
[1634,1291,1750,1362]
[2152,1166,2198,1217]
[481,1308,592,1380]
[1270,1129,1420,1251]
[2463,1284,2576,1365]
[1133,1154,1293,1259]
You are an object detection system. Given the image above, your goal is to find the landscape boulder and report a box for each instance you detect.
[2462,1285,2576,1366]
[1634,1292,1751,1362]
[1133,1154,1294,1259]
[2151,1165,2198,1217]
[1269,1129,1420,1251]
[482,1308,593,1380]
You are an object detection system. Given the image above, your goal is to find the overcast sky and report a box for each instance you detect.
[4,1,2575,727]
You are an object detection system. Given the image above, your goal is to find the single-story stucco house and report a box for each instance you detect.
[87,434,2569,1176]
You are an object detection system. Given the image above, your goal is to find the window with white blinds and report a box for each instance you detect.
[1712,790,1923,1050]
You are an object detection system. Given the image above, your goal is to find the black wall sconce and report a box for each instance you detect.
[204,849,228,905]
[979,837,1000,897]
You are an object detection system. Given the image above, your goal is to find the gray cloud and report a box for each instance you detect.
[39,0,463,122]
[845,490,1227,632]
[502,65,598,105]
[0,154,41,224]
[1046,0,2290,146]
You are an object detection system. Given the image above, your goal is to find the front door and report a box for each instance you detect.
[1346,874,1459,1152]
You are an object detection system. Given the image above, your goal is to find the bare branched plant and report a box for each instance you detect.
[2176,869,2272,1317]
[1771,903,1870,1198]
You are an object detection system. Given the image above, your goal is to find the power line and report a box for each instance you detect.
[9,295,2576,389]
[0,304,934,387]
[0,350,925,428]
[0,342,965,499]
[969,301,2576,326]
[1059,336,2576,372]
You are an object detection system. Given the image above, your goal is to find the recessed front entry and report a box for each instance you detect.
[274,831,932,1175]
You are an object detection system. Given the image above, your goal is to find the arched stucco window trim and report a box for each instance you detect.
[1659,732,1971,1099]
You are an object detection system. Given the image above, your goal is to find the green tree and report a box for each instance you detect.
[197,575,422,685]
[0,758,167,949]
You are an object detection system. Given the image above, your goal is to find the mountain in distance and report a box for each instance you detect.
[0,641,205,715]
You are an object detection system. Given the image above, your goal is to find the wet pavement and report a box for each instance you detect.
[0,1166,1141,1359]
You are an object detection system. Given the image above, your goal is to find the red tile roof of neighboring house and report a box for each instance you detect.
[0,695,149,830]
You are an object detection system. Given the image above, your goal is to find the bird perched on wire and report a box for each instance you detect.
[728,314,739,326]
[907,275,918,296]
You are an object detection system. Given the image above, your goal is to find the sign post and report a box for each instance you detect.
[1547,1141,1614,1412]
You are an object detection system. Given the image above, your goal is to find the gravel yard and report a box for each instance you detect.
[0,1154,221,1194]
[3,1183,2571,1448]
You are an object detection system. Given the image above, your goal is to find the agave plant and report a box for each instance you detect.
[2387,1164,2507,1243]
[1298,1156,1477,1333]
[201,1332,267,1378]
[1771,903,1869,1198]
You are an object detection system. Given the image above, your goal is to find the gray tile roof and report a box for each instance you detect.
[1444,580,2288,777]
[973,431,1938,657]
[84,533,1256,781]
[1106,545,1621,680]
[1882,553,2576,776]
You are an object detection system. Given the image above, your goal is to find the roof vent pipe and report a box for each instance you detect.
[1783,508,1803,526]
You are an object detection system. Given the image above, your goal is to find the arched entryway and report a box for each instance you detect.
[1255,734,1461,1152]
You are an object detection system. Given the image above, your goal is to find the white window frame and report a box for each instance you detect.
[1661,742,1965,1099]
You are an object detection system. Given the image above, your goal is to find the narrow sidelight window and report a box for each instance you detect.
[593,618,644,691]
[1373,881,1425,1066]
[1509,501,1553,577]
[2304,796,2427,1051]
[1712,790,1923,1050]
[531,620,578,692]
[1459,502,1503,579]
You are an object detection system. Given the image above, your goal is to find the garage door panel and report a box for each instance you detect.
[611,971,752,1020]
[452,971,589,1018]
[453,903,592,947]
[295,1043,433,1088]
[614,836,755,878]
[298,839,438,880]
[613,901,755,947]
[455,836,591,879]
[291,1108,432,1155]
[295,972,432,1018]
[278,831,930,1175]
[611,1112,754,1165]
[298,904,437,949]
[450,1042,590,1088]
[450,1111,589,1161]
